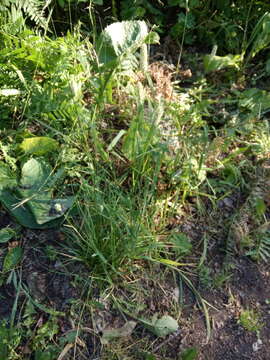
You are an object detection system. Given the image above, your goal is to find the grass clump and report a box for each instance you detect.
[66,178,157,277]
[238,308,263,333]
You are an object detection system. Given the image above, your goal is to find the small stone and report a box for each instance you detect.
[223,197,233,208]
[217,200,224,208]
[252,338,263,352]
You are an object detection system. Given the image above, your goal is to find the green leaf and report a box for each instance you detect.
[20,158,52,195]
[142,315,179,337]
[144,31,160,45]
[101,321,137,344]
[0,228,16,243]
[255,198,266,217]
[19,159,73,225]
[0,188,69,229]
[204,54,241,73]
[152,315,178,337]
[0,159,73,228]
[59,330,79,345]
[57,0,65,8]
[97,20,148,66]
[3,247,23,272]
[107,130,126,151]
[0,189,41,229]
[20,137,59,156]
[181,347,198,360]
[158,258,190,267]
[0,163,17,191]
[28,197,74,225]
[249,13,270,59]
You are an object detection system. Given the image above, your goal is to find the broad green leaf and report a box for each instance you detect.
[19,159,73,224]
[57,0,65,8]
[20,158,52,196]
[0,163,17,191]
[3,247,23,272]
[0,228,16,243]
[0,189,48,229]
[28,197,74,225]
[142,315,178,337]
[204,54,241,73]
[97,20,148,66]
[0,189,68,229]
[59,330,79,345]
[255,198,266,217]
[20,137,59,156]
[152,315,178,337]
[101,321,137,344]
[0,159,73,228]
[144,31,160,45]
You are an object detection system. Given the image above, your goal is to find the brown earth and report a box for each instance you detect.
[1,205,269,360]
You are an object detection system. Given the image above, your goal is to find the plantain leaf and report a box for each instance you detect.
[0,189,55,229]
[204,54,241,73]
[101,321,137,344]
[19,158,51,196]
[97,20,148,66]
[0,159,73,229]
[3,247,23,272]
[0,189,40,228]
[152,315,179,337]
[20,137,59,156]
[28,197,74,225]
[0,163,17,191]
[0,228,16,243]
[140,314,179,337]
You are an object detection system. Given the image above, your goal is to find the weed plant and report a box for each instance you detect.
[66,176,158,277]
[0,2,270,359]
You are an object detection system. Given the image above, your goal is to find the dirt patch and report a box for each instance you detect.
[1,204,270,359]
[178,258,270,360]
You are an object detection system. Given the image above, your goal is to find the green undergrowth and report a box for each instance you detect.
[0,3,270,359]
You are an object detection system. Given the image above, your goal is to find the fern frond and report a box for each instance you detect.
[225,160,270,265]
[246,228,270,262]
[21,0,48,28]
[0,0,48,29]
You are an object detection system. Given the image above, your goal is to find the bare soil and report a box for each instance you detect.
[1,204,269,360]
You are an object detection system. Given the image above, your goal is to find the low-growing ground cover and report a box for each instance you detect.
[0,2,270,359]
